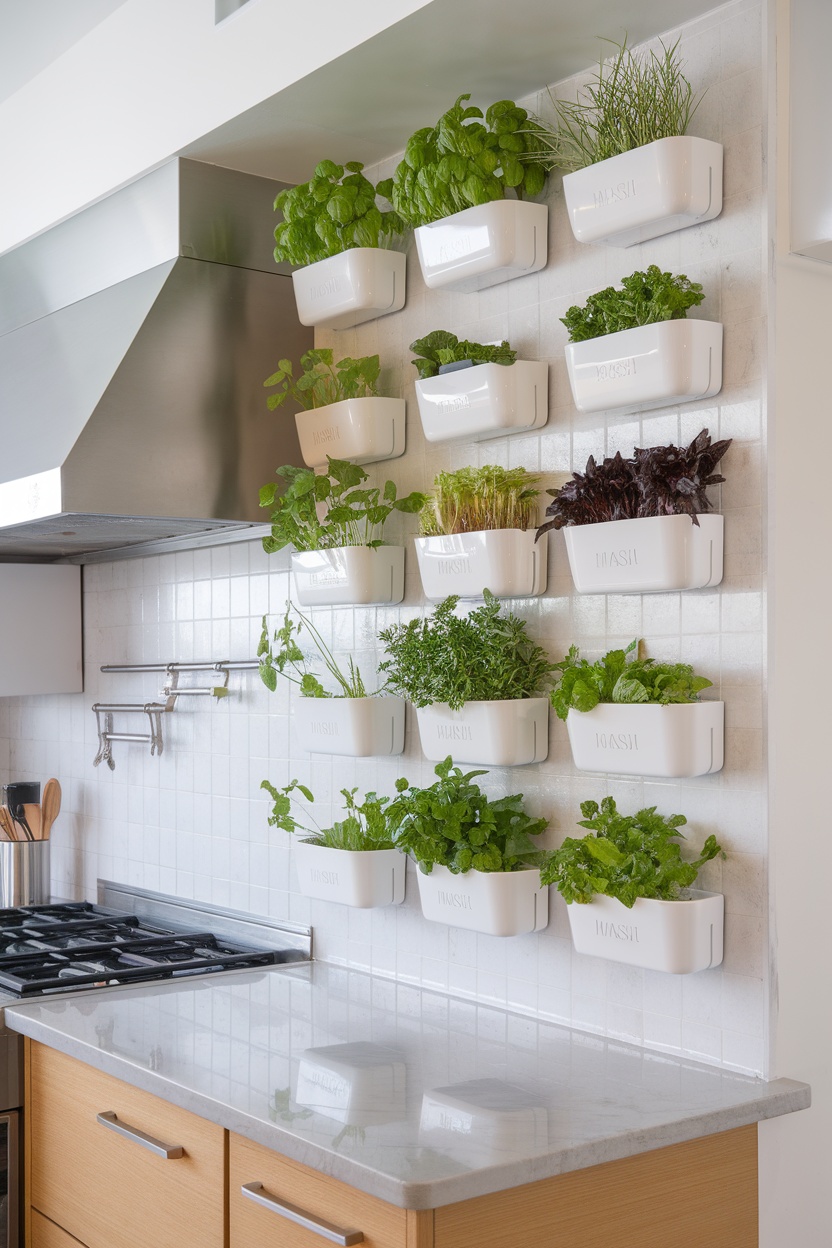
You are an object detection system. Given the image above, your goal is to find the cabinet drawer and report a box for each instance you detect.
[229,1132,410,1248]
[31,1210,89,1248]
[28,1044,224,1248]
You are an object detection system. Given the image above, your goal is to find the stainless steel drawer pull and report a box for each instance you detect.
[241,1181,364,1245]
[96,1110,184,1159]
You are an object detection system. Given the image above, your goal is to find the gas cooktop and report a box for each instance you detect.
[0,901,307,997]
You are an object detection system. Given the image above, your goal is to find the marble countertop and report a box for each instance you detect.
[4,962,809,1209]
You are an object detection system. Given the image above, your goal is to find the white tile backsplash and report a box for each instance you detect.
[0,0,768,1075]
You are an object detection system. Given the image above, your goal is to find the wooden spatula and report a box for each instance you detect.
[0,806,18,841]
[41,778,62,840]
[22,803,42,841]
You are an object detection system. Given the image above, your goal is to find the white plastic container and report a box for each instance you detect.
[295,398,406,469]
[296,1042,406,1126]
[415,200,548,291]
[294,842,406,908]
[415,530,547,600]
[414,361,548,443]
[416,698,549,766]
[291,248,406,329]
[566,889,724,974]
[415,864,548,936]
[291,546,405,607]
[562,136,724,247]
[565,319,723,414]
[565,701,725,778]
[295,695,405,757]
[563,514,723,594]
[420,1079,548,1163]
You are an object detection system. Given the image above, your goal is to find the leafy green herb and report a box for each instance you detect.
[550,640,713,721]
[261,777,396,851]
[260,457,427,554]
[264,349,380,413]
[273,161,405,267]
[420,465,541,536]
[258,606,372,699]
[380,95,549,228]
[378,590,557,709]
[540,796,722,907]
[388,756,548,874]
[536,428,731,534]
[409,331,517,381]
[531,37,701,172]
[561,266,705,342]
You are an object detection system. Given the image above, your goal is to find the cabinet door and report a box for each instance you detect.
[229,1132,415,1248]
[28,1044,224,1248]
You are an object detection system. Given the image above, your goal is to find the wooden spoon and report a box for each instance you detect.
[41,778,62,840]
[22,803,42,841]
[0,806,18,841]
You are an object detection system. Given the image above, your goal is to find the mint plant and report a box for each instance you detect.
[273,161,404,267]
[258,606,373,699]
[410,331,516,380]
[388,757,548,874]
[264,349,380,412]
[260,458,427,554]
[561,266,705,342]
[540,796,722,906]
[261,778,396,851]
[550,640,713,721]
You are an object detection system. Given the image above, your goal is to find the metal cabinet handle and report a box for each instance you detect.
[96,1110,184,1159]
[241,1181,364,1245]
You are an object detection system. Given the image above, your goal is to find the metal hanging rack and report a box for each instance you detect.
[92,660,260,770]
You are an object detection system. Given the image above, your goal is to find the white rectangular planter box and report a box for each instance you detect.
[416,698,549,766]
[415,361,548,443]
[415,200,548,292]
[563,136,724,247]
[295,397,406,469]
[566,701,724,778]
[291,247,406,330]
[415,529,547,600]
[294,842,406,908]
[563,514,723,594]
[295,695,405,757]
[416,864,548,936]
[291,545,405,607]
[420,1079,548,1162]
[566,889,724,974]
[296,1042,406,1126]
[565,319,723,415]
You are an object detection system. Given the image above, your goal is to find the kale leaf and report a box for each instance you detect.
[549,640,713,721]
[409,331,517,380]
[561,266,705,342]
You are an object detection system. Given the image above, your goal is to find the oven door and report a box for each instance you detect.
[0,1111,19,1248]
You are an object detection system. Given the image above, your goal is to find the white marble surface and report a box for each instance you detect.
[4,962,808,1209]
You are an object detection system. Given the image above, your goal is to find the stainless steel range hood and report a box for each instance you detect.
[0,158,311,560]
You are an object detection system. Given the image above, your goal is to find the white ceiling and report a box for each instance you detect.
[0,0,128,104]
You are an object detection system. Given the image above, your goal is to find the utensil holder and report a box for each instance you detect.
[0,841,50,907]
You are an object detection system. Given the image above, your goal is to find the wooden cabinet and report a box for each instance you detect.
[30,1210,88,1248]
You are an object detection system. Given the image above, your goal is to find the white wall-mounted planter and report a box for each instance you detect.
[295,695,405,757]
[566,889,724,974]
[420,1079,548,1163]
[291,545,405,607]
[563,136,724,248]
[415,864,548,936]
[415,529,547,600]
[296,1042,406,1126]
[291,247,406,330]
[294,842,406,909]
[563,514,724,594]
[416,698,549,767]
[565,319,723,415]
[415,361,548,443]
[295,398,406,469]
[415,200,548,292]
[566,701,724,778]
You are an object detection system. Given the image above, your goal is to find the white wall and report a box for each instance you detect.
[0,0,431,253]
[757,1,832,1241]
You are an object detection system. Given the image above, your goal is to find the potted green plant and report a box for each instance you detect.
[261,777,405,908]
[409,331,548,443]
[260,457,427,608]
[264,349,406,469]
[379,95,550,291]
[416,466,546,600]
[560,266,723,414]
[273,160,407,329]
[541,796,724,973]
[532,37,723,246]
[550,640,724,778]
[535,428,730,594]
[258,606,404,757]
[388,756,549,935]
[378,591,556,766]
